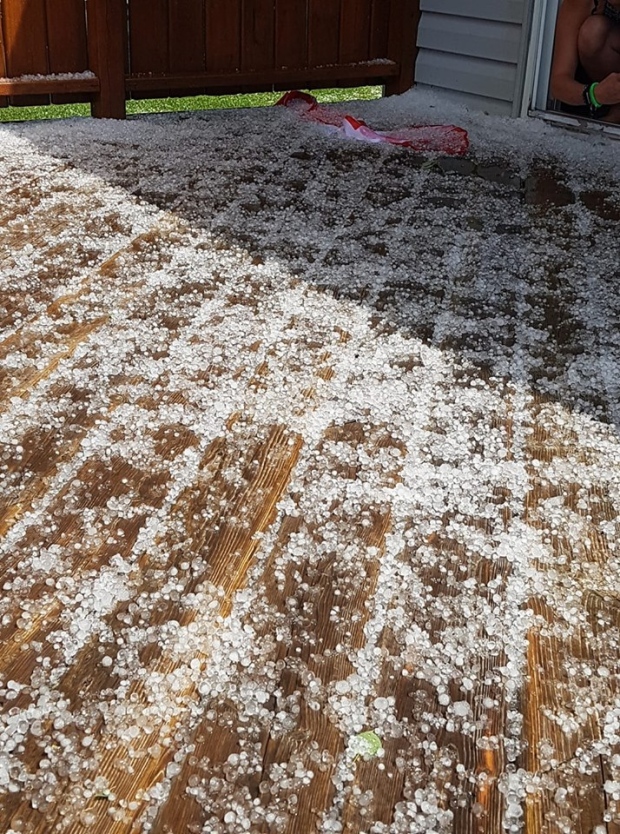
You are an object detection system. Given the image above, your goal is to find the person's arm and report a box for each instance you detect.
[550,0,593,104]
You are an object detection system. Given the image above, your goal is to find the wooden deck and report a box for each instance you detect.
[2,112,620,834]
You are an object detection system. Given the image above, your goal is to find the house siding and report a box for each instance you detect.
[415,0,532,116]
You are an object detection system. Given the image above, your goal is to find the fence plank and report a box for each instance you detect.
[127,0,169,99]
[0,15,8,107]
[87,0,127,118]
[308,0,341,67]
[169,0,206,73]
[241,0,275,71]
[370,0,391,58]
[45,0,88,72]
[1,0,48,74]
[340,0,372,64]
[205,0,242,70]
[128,0,169,74]
[45,0,89,103]
[2,0,49,105]
[275,0,308,70]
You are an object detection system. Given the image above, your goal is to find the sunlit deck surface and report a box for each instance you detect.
[2,104,620,834]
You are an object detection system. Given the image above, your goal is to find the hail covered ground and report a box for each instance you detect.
[1,90,620,834]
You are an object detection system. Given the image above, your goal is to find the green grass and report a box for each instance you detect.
[0,86,382,123]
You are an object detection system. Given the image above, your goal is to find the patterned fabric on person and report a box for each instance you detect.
[593,0,620,24]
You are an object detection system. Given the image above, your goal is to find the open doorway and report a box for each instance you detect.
[524,0,620,134]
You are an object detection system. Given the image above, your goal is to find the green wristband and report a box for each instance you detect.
[589,82,602,109]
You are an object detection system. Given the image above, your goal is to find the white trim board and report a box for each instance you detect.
[530,108,620,139]
[520,0,560,116]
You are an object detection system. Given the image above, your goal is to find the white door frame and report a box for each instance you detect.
[519,0,560,116]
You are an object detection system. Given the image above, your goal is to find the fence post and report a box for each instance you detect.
[386,0,420,96]
[87,0,127,118]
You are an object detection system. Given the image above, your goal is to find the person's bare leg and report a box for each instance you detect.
[578,15,620,80]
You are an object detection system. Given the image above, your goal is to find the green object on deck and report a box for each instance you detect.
[353,731,383,758]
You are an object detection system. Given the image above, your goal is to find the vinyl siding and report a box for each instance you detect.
[415,0,531,116]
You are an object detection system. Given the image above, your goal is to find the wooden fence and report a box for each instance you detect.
[0,0,420,118]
